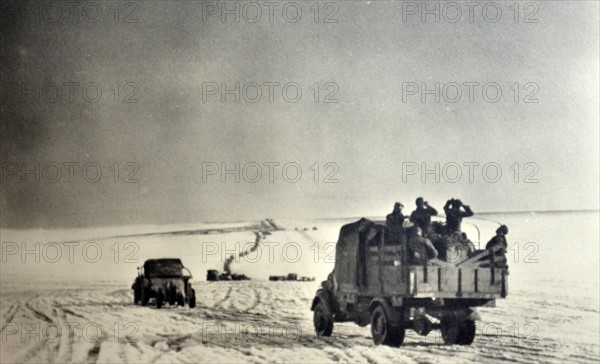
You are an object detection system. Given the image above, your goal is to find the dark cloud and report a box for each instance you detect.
[1,1,598,228]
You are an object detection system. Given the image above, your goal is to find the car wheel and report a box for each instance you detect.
[156,289,164,309]
[177,293,185,307]
[168,284,177,306]
[188,289,196,308]
[370,305,404,347]
[133,286,140,304]
[313,301,334,337]
[140,287,149,306]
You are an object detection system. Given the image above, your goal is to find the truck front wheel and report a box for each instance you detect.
[370,305,404,347]
[313,301,334,337]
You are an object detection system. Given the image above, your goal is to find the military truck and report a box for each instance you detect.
[311,218,508,346]
[132,258,196,308]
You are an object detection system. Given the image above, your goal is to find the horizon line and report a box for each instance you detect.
[1,208,598,231]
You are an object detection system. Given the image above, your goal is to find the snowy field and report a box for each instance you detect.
[1,211,598,363]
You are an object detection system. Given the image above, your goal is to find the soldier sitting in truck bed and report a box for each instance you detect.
[423,220,475,263]
[460,232,476,255]
[407,227,438,264]
[484,225,509,267]
[444,231,476,263]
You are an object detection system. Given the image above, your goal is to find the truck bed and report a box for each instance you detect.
[364,244,508,299]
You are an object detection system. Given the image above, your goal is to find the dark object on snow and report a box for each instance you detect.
[132,258,196,309]
[206,269,219,281]
[207,269,251,281]
[231,273,251,281]
[269,274,315,282]
[287,273,298,281]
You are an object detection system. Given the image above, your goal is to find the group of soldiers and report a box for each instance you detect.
[385,197,509,265]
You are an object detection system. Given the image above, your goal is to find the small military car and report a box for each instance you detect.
[132,258,196,308]
[311,218,508,346]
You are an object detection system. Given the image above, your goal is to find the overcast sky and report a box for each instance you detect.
[1,1,598,228]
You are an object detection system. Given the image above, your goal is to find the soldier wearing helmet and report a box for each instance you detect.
[386,202,407,244]
[410,197,438,235]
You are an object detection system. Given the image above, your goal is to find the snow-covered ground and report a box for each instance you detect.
[1,212,598,363]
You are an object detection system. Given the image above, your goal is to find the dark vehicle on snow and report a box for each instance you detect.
[132,258,196,308]
[311,218,508,346]
[207,269,251,281]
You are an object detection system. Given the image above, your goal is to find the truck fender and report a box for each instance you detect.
[368,298,401,325]
[467,309,481,321]
[443,307,481,322]
[311,289,334,313]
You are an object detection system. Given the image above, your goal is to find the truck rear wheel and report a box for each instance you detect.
[441,319,476,345]
[458,320,476,345]
[188,289,196,308]
[313,301,334,337]
[370,305,404,347]
[140,287,149,306]
[168,284,177,305]
[133,287,140,304]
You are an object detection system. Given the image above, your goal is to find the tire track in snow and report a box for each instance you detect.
[212,286,233,308]
[243,287,262,313]
[16,296,57,363]
[1,301,20,334]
